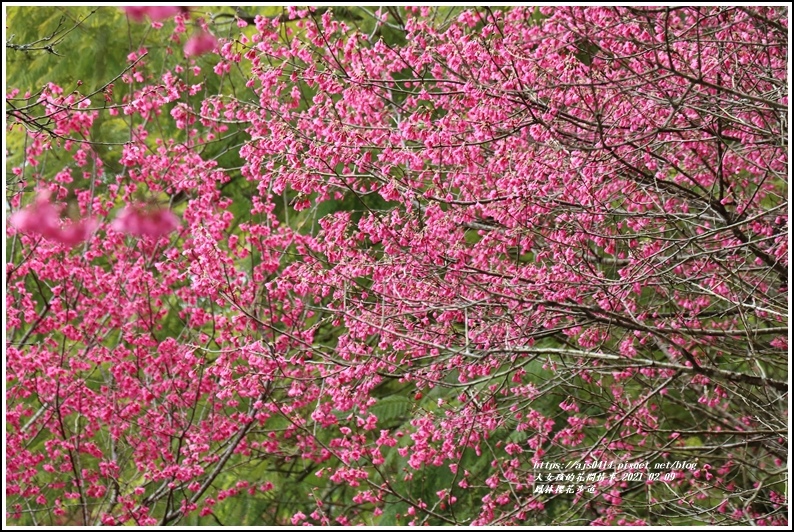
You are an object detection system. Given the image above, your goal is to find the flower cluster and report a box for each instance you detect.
[10,192,179,245]
[9,191,97,246]
[121,6,217,56]
[5,5,787,527]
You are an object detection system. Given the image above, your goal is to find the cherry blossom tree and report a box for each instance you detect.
[6,6,788,526]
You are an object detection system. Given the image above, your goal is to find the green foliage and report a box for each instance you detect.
[370,395,413,428]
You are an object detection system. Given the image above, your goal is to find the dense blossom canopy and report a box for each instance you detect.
[5,6,788,526]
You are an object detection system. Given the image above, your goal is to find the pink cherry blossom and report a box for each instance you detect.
[120,6,182,22]
[9,191,97,246]
[111,205,180,238]
[4,5,788,528]
[9,191,61,237]
[184,31,217,56]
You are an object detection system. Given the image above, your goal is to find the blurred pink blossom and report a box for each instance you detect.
[111,205,180,239]
[121,6,182,22]
[184,31,218,56]
[10,191,97,246]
